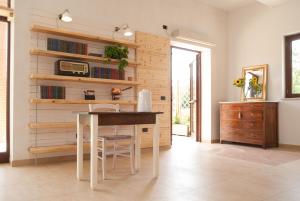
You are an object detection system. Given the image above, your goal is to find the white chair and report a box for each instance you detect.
[89,104,135,179]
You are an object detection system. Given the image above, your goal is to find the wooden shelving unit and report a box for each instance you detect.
[29,143,90,154]
[29,25,139,156]
[30,98,137,105]
[29,122,76,129]
[30,49,139,67]
[30,74,140,85]
[31,25,139,49]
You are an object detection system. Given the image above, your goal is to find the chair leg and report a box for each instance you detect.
[102,139,106,180]
[130,138,135,174]
[112,141,117,169]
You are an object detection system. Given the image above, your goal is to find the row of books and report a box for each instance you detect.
[40,86,66,99]
[47,38,87,55]
[91,67,125,80]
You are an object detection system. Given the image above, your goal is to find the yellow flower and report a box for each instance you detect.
[233,78,245,88]
[252,77,258,83]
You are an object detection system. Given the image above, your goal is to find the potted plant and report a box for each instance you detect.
[104,45,129,72]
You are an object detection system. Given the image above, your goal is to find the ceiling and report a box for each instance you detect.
[198,0,290,11]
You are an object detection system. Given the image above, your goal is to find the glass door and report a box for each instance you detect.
[0,15,10,163]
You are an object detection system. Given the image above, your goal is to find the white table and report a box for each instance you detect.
[76,112,162,190]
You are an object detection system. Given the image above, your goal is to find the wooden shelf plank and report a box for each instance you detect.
[30,74,140,85]
[30,49,139,67]
[31,25,139,49]
[29,122,76,129]
[29,143,90,154]
[30,99,137,105]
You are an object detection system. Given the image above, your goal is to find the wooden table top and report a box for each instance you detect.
[77,112,163,125]
[88,112,163,115]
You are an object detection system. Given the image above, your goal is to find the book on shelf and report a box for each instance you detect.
[40,86,66,99]
[91,67,125,80]
[47,38,87,55]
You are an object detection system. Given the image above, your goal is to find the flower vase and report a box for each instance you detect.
[241,88,247,102]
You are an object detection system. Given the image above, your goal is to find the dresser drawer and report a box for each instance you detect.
[221,110,263,121]
[221,120,263,130]
[221,129,264,144]
[221,103,264,111]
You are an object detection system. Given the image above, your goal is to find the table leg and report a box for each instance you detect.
[153,115,160,177]
[134,125,141,171]
[76,114,84,180]
[90,114,98,190]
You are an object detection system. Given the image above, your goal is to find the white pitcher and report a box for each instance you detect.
[137,89,152,112]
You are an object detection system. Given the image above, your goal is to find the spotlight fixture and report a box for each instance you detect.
[114,24,133,37]
[58,9,72,22]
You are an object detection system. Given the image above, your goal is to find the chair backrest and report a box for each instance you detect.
[89,104,120,112]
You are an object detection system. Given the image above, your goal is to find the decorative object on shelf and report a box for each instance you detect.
[47,38,87,55]
[111,87,133,100]
[84,90,95,100]
[242,64,268,101]
[233,77,246,101]
[88,53,103,57]
[127,76,133,81]
[91,67,125,80]
[58,9,72,22]
[104,45,129,71]
[55,60,90,77]
[113,24,133,38]
[40,85,65,99]
[137,89,152,112]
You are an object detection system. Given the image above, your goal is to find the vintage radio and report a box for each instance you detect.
[55,60,90,77]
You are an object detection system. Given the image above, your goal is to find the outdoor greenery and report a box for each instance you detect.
[292,49,300,94]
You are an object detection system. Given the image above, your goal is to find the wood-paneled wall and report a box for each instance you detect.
[135,32,171,148]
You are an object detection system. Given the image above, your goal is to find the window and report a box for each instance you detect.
[285,33,300,98]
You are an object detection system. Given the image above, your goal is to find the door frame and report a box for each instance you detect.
[170,46,202,143]
[0,14,11,163]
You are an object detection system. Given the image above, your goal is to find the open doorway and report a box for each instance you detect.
[171,46,201,142]
[0,7,10,163]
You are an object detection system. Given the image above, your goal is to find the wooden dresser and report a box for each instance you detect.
[220,102,278,148]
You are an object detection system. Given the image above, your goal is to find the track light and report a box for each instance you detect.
[58,9,72,22]
[114,24,134,37]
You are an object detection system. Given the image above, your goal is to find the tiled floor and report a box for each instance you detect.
[1,136,300,201]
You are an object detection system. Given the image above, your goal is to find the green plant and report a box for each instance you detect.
[104,45,129,71]
[173,113,180,124]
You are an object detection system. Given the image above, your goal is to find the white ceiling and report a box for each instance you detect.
[198,0,290,11]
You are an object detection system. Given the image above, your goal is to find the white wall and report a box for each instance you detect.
[227,0,300,145]
[11,0,228,161]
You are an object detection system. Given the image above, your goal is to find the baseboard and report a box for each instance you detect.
[11,154,90,167]
[202,139,220,144]
[279,144,300,151]
[11,145,172,167]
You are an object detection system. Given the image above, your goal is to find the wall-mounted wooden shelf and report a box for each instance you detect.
[30,98,137,105]
[30,49,139,67]
[31,25,139,49]
[30,74,140,85]
[29,122,76,129]
[29,143,90,154]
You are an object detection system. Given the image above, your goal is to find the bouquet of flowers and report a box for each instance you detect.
[233,78,245,88]
[249,77,262,96]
